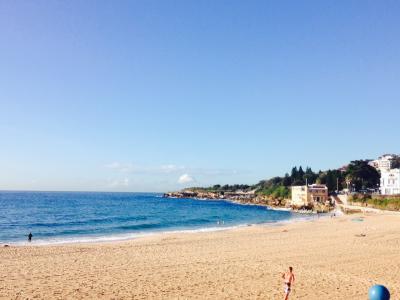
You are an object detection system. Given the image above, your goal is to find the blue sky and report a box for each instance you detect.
[0,1,399,192]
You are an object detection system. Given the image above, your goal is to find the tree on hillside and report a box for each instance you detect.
[304,167,317,184]
[391,155,400,168]
[326,170,337,192]
[282,173,291,186]
[291,167,298,181]
[298,166,305,180]
[345,160,380,190]
[212,184,221,190]
[290,166,309,185]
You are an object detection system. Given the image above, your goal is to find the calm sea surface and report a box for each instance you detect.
[0,191,308,245]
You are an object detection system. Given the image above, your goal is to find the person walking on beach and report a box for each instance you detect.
[28,232,33,242]
[282,266,295,300]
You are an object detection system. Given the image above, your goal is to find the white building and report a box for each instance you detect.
[370,155,394,171]
[380,168,400,195]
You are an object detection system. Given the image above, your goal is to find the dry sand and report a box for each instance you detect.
[1,213,399,299]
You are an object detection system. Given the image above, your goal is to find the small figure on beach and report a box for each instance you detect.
[282,266,295,300]
[28,232,33,242]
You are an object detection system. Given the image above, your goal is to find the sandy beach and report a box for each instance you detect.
[1,213,399,299]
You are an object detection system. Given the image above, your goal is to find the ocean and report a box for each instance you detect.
[0,191,308,245]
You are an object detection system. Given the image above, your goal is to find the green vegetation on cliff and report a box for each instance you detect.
[367,198,400,211]
[187,160,381,198]
[348,194,400,211]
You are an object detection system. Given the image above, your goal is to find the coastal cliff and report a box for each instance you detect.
[163,189,290,208]
[163,188,335,213]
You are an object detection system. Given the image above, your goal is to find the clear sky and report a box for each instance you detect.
[0,1,399,192]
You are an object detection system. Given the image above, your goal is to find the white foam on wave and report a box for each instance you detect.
[165,224,248,234]
[8,232,157,246]
[5,224,251,246]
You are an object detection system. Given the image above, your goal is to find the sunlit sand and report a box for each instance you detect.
[1,213,399,299]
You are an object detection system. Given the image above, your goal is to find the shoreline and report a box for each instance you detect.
[1,209,317,247]
[6,195,398,248]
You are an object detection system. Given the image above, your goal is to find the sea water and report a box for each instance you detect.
[0,191,308,245]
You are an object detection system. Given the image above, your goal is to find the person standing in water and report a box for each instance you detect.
[282,266,295,300]
[28,232,33,242]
